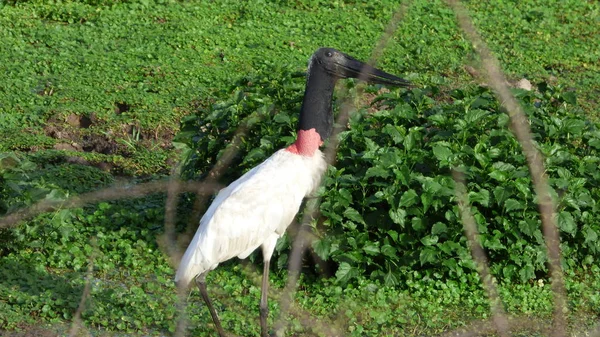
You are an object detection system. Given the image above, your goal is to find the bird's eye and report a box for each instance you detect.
[326,51,333,57]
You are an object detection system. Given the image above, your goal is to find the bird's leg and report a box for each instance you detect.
[260,259,270,337]
[195,273,227,337]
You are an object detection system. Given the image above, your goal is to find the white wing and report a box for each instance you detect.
[175,148,326,287]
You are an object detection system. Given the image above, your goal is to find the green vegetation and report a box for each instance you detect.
[1,0,600,336]
[178,64,600,285]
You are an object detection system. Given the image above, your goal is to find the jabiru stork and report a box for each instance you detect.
[175,47,410,337]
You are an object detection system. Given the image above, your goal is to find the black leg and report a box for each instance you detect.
[196,273,227,337]
[260,260,270,337]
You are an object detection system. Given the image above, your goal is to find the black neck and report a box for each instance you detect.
[298,66,338,141]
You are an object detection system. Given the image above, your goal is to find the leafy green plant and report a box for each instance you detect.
[0,196,178,332]
[317,83,600,284]
[177,73,600,285]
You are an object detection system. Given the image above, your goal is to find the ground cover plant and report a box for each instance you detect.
[1,0,600,336]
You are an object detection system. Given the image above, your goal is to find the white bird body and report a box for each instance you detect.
[175,148,326,287]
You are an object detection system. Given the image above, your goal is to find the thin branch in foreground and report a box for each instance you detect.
[68,238,97,337]
[162,174,184,267]
[0,180,223,230]
[445,1,567,336]
[452,169,510,337]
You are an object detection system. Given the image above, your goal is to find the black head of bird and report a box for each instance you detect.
[298,47,411,142]
[315,47,410,85]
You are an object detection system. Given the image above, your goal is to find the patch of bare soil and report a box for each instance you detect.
[45,123,117,155]
[65,113,92,129]
[1,325,61,337]
[44,113,175,156]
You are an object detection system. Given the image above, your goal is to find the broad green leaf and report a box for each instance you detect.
[431,222,448,235]
[347,237,358,249]
[575,191,594,208]
[438,241,461,255]
[584,227,598,246]
[389,208,407,227]
[570,177,587,190]
[273,113,290,124]
[45,189,68,202]
[556,167,572,179]
[442,258,458,272]
[518,219,539,238]
[497,113,510,127]
[474,151,490,167]
[363,241,380,256]
[383,270,399,286]
[492,162,516,171]
[562,196,581,211]
[493,186,511,205]
[381,244,397,258]
[365,166,391,179]
[562,118,584,135]
[412,217,425,232]
[421,192,433,212]
[420,235,438,246]
[387,230,399,243]
[427,113,447,126]
[344,207,365,224]
[464,109,490,124]
[514,178,532,198]
[335,262,358,284]
[558,211,576,236]
[382,124,404,144]
[337,188,353,206]
[422,178,442,194]
[312,239,330,260]
[504,199,523,212]
[471,96,492,109]
[364,137,379,154]
[553,177,570,190]
[503,265,517,279]
[488,147,502,158]
[432,144,453,162]
[420,247,438,265]
[380,150,402,167]
[404,128,421,151]
[489,170,507,182]
[483,234,505,251]
[468,189,490,207]
[395,165,412,186]
[589,138,600,149]
[399,189,419,208]
[519,263,535,282]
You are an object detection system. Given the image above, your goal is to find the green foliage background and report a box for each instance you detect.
[178,69,600,285]
[1,0,600,336]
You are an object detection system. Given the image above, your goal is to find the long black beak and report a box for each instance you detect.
[333,53,411,87]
